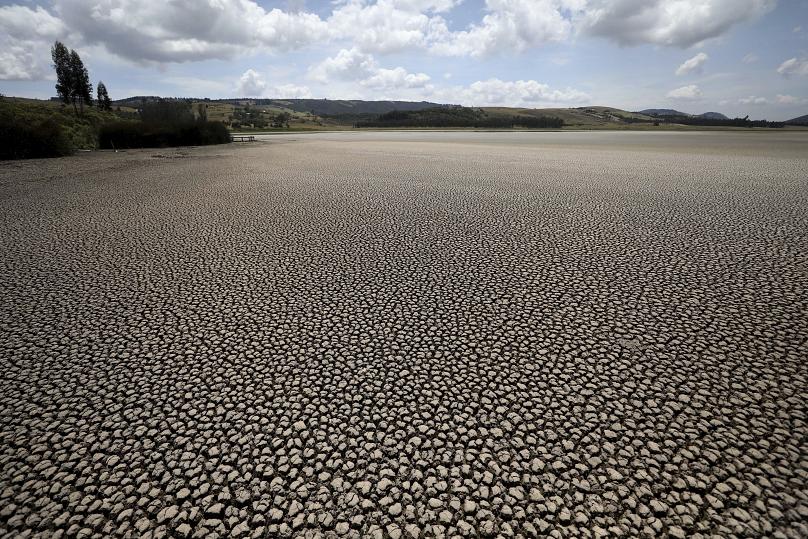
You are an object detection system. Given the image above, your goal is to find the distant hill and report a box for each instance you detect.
[255,99,443,116]
[481,106,655,127]
[111,98,744,125]
[639,109,729,120]
[639,108,690,117]
[113,96,444,116]
[91,94,792,128]
[698,112,729,120]
[785,114,808,126]
[112,96,166,106]
[356,106,564,128]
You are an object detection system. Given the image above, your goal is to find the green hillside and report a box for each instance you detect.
[482,106,656,127]
[355,106,564,128]
[1,97,130,150]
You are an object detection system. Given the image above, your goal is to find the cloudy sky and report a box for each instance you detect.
[1,0,807,119]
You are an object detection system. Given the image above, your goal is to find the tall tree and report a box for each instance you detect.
[51,41,73,109]
[97,82,112,111]
[69,50,93,113]
[51,42,95,115]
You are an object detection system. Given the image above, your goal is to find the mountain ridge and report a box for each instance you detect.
[58,95,800,125]
[639,108,729,120]
[785,114,808,125]
[112,97,446,116]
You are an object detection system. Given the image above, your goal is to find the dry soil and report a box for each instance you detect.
[1,131,807,538]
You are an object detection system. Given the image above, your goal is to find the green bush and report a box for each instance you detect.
[139,100,196,125]
[98,121,231,149]
[0,98,230,159]
[0,118,73,160]
[1,97,127,159]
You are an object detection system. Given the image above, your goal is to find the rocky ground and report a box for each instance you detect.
[1,131,807,538]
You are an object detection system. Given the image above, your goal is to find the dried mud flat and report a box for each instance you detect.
[1,131,807,538]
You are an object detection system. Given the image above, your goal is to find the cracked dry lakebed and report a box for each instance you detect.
[1,131,807,538]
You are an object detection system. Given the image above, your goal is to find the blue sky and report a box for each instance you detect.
[1,0,807,119]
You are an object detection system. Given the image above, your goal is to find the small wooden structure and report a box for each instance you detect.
[231,135,256,142]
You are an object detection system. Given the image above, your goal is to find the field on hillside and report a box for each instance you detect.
[196,100,344,130]
[2,131,806,538]
[481,106,656,127]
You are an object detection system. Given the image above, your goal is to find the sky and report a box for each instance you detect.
[1,0,807,120]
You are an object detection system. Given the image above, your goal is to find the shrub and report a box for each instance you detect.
[139,100,195,125]
[98,121,231,149]
[0,118,73,160]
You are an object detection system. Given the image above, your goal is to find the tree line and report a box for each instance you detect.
[354,107,564,129]
[98,99,230,149]
[51,41,112,114]
[52,41,230,149]
[646,114,784,128]
[2,43,231,160]
[230,106,292,129]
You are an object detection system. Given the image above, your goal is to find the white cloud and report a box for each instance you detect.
[361,67,431,89]
[237,69,268,97]
[667,84,702,100]
[1,5,66,39]
[575,0,775,48]
[0,0,782,78]
[432,0,776,56]
[53,0,329,63]
[305,51,590,105]
[777,57,808,77]
[273,84,313,98]
[0,5,67,80]
[326,0,454,54]
[676,52,708,76]
[742,52,759,64]
[307,48,378,82]
[431,0,572,57]
[165,76,231,96]
[391,0,462,11]
[775,94,806,105]
[235,73,313,98]
[308,48,431,93]
[234,71,315,99]
[440,78,590,106]
[738,95,769,104]
[0,47,45,81]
